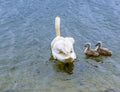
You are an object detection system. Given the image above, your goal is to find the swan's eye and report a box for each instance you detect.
[70,51,73,53]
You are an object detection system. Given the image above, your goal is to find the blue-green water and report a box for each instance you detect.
[0,0,120,92]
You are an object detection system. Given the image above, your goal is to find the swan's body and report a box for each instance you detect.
[95,41,112,56]
[84,43,99,57]
[51,16,76,63]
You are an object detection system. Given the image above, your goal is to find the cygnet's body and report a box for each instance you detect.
[84,43,99,57]
[95,41,112,56]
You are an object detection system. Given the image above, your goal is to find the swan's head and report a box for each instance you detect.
[51,37,76,63]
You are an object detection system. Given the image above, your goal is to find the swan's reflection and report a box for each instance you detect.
[52,60,74,74]
[49,55,74,74]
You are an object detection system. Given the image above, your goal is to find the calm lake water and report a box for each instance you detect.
[0,0,120,92]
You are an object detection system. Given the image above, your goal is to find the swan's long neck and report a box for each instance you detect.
[55,16,60,36]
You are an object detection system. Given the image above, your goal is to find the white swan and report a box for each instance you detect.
[51,16,76,63]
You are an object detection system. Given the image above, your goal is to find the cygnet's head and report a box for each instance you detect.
[85,42,91,48]
[95,41,102,47]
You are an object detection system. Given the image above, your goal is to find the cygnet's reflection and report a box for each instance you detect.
[85,55,103,62]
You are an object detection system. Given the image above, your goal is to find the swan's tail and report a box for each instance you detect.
[55,16,60,36]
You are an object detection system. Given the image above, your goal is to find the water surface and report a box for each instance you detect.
[0,0,120,92]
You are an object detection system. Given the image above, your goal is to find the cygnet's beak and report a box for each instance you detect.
[95,43,99,47]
